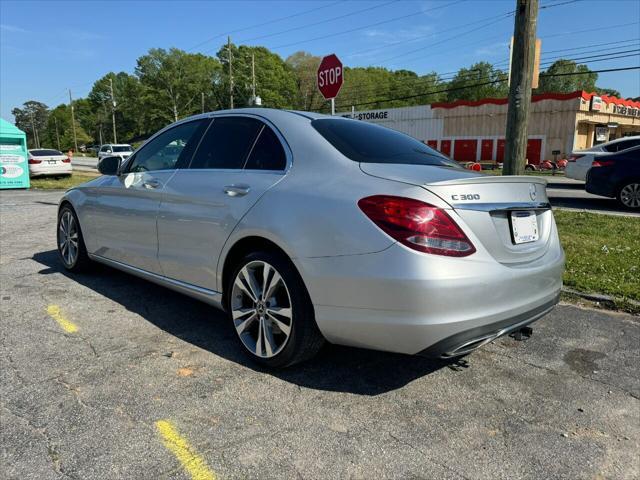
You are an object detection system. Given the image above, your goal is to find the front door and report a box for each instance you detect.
[84,119,208,273]
[158,115,289,291]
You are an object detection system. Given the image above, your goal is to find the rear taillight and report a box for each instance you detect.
[62,157,71,163]
[567,155,584,162]
[358,195,476,257]
[592,160,615,167]
[28,158,42,164]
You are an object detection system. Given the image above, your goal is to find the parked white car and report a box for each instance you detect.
[98,144,133,161]
[28,149,72,177]
[566,136,640,181]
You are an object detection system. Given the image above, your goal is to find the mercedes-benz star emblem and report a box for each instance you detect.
[529,184,537,201]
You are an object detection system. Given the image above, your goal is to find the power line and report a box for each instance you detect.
[332,66,640,110]
[187,0,343,51]
[235,0,400,45]
[268,0,464,50]
[337,45,639,104]
[396,21,640,70]
[344,9,515,60]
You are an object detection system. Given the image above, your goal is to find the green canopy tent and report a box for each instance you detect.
[0,118,30,189]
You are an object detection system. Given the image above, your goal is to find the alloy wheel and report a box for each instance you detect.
[58,210,79,267]
[620,183,640,208]
[230,260,293,358]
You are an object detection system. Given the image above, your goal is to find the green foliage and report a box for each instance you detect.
[136,48,221,125]
[11,101,49,148]
[446,62,508,102]
[595,87,621,97]
[536,59,598,94]
[554,210,640,302]
[11,44,622,146]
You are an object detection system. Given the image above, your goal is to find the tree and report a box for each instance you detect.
[11,101,49,148]
[214,43,297,109]
[135,48,221,124]
[536,59,597,94]
[595,87,621,98]
[286,51,323,111]
[445,62,508,102]
[88,72,145,142]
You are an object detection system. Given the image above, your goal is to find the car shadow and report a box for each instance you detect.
[33,249,451,395]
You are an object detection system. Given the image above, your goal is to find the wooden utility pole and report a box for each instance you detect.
[109,77,117,143]
[54,116,61,150]
[251,53,256,102]
[29,110,39,148]
[68,89,78,152]
[228,36,234,109]
[503,0,539,175]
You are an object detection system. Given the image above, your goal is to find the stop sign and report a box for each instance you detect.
[317,54,343,100]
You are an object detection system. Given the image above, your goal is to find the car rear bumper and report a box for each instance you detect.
[294,240,564,356]
[29,164,73,176]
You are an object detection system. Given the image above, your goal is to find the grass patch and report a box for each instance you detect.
[554,210,640,307]
[29,172,99,190]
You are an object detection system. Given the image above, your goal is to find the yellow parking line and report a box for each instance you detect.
[46,305,78,333]
[155,420,216,480]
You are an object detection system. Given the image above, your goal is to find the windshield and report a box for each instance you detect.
[113,146,133,152]
[311,118,460,168]
[31,149,63,156]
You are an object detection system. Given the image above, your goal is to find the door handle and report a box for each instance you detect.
[224,184,250,197]
[143,179,161,189]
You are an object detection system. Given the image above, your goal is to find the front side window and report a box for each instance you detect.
[127,120,205,173]
[190,117,263,169]
[312,118,461,168]
[244,125,287,171]
[100,146,110,153]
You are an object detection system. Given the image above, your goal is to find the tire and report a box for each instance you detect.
[57,205,92,272]
[617,181,640,210]
[226,250,325,368]
[525,164,536,171]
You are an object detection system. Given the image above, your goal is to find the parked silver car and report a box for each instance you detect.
[57,109,564,367]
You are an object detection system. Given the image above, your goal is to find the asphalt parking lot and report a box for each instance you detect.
[1,189,639,480]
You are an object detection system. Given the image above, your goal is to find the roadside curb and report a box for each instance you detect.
[561,286,640,308]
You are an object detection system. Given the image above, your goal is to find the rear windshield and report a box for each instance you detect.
[311,118,460,168]
[113,146,133,152]
[31,149,63,156]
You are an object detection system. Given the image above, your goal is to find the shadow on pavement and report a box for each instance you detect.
[33,249,449,395]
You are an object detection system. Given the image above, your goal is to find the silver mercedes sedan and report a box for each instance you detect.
[57,108,564,367]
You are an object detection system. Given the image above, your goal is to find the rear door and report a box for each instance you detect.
[157,115,290,291]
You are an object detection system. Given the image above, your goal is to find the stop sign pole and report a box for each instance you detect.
[317,54,344,115]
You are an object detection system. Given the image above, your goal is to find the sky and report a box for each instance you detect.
[1,0,639,121]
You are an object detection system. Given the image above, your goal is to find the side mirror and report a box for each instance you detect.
[98,156,122,175]
[105,149,112,154]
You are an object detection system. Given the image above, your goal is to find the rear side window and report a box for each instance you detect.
[190,117,263,169]
[605,139,640,152]
[113,146,132,152]
[244,126,287,170]
[31,149,62,156]
[312,118,461,168]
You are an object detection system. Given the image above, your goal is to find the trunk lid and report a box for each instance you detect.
[360,163,553,265]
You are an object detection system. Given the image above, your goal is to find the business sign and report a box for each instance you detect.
[317,54,343,100]
[612,104,640,117]
[590,96,603,111]
[0,143,29,189]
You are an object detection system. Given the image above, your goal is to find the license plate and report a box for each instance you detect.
[48,160,56,164]
[510,211,539,244]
